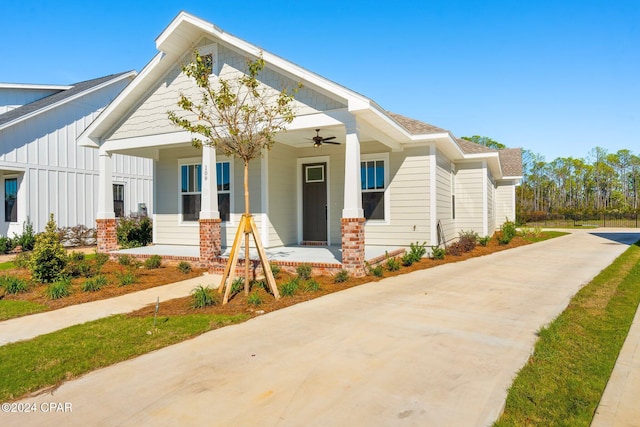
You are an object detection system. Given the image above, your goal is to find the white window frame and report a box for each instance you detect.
[113,182,126,218]
[198,43,219,76]
[178,157,233,225]
[3,175,19,224]
[360,153,390,224]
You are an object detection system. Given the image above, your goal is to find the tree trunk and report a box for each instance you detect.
[244,160,250,294]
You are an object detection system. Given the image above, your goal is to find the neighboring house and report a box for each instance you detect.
[0,73,153,238]
[79,12,522,276]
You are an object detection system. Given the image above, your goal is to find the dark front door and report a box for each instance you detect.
[302,163,327,242]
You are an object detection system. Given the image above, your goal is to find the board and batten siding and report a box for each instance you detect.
[0,87,63,115]
[364,146,430,246]
[435,149,455,245]
[0,80,152,237]
[454,161,484,236]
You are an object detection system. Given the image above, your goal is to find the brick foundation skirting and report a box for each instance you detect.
[96,219,118,253]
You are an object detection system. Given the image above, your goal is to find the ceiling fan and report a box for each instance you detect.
[308,129,341,147]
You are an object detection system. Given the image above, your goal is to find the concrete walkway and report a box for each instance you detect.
[1,229,639,426]
[0,274,220,346]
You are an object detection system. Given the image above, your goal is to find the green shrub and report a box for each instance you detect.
[94,252,109,268]
[247,292,263,306]
[368,263,384,277]
[478,236,491,246]
[12,252,31,269]
[115,269,137,287]
[296,263,312,280]
[408,241,427,260]
[82,275,108,292]
[14,218,36,251]
[279,277,299,296]
[304,278,321,292]
[0,236,14,254]
[251,279,267,291]
[386,255,401,272]
[401,252,415,266]
[498,220,518,245]
[333,269,350,283]
[231,277,245,294]
[0,275,29,294]
[116,215,152,248]
[144,255,162,269]
[64,258,95,278]
[191,285,218,308]
[118,254,133,266]
[431,246,446,260]
[177,261,192,274]
[46,277,71,299]
[270,263,281,278]
[69,251,85,262]
[29,214,67,283]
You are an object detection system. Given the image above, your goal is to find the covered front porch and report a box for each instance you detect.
[114,244,405,276]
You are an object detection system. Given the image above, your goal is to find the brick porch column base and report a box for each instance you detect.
[341,217,366,278]
[96,218,118,253]
[199,218,222,265]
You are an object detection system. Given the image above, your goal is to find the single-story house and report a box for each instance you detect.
[79,12,522,276]
[0,73,153,238]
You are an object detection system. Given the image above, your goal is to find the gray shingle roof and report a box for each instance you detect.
[499,148,523,176]
[0,72,133,128]
[387,112,448,135]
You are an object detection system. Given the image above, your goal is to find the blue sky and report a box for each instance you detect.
[2,0,638,162]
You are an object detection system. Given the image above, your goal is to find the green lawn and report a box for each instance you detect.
[494,240,640,426]
[0,300,48,321]
[0,261,16,271]
[0,313,249,401]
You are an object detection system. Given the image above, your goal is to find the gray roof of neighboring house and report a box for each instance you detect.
[387,112,448,135]
[499,148,523,176]
[0,72,133,128]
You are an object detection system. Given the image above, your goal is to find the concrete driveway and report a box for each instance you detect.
[2,229,638,426]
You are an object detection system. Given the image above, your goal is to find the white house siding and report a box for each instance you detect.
[486,170,496,236]
[495,182,516,228]
[455,161,484,236]
[435,149,455,244]
[0,81,152,237]
[0,87,62,114]
[266,143,298,246]
[364,145,431,247]
[109,44,345,141]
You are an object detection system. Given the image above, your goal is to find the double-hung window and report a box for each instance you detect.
[113,184,125,218]
[4,178,17,223]
[361,158,386,220]
[180,162,231,222]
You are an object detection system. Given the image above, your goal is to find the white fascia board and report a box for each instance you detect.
[0,83,72,90]
[0,71,136,133]
[101,131,192,153]
[78,55,164,148]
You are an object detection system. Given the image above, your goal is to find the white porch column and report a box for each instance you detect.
[97,151,115,219]
[342,121,364,218]
[199,145,220,219]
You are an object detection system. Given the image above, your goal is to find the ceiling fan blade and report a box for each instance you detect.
[322,136,337,141]
[323,140,341,145]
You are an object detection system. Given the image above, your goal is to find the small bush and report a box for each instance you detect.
[446,242,464,256]
[191,285,218,308]
[69,251,85,262]
[385,254,401,272]
[279,277,299,296]
[251,280,267,291]
[431,246,446,260]
[478,236,491,246]
[247,292,263,306]
[401,252,415,266]
[46,277,71,300]
[0,236,14,254]
[296,263,312,280]
[177,261,192,274]
[231,277,245,294]
[64,259,95,278]
[498,220,518,245]
[270,263,281,278]
[12,252,31,269]
[0,275,29,294]
[115,269,137,286]
[118,254,133,266]
[457,230,478,252]
[304,278,321,292]
[403,241,428,266]
[30,214,67,283]
[368,263,384,277]
[333,269,350,283]
[14,219,36,251]
[144,255,162,269]
[117,215,152,248]
[94,252,109,268]
[82,275,108,292]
